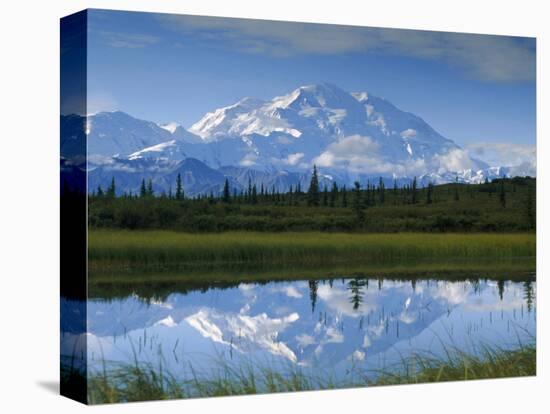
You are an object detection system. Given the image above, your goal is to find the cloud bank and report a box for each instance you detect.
[157,14,535,82]
[465,142,536,168]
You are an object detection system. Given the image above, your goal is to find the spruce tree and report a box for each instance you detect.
[352,181,365,221]
[347,278,365,310]
[251,184,258,204]
[499,179,506,208]
[527,182,535,230]
[411,177,418,204]
[497,280,505,301]
[342,185,348,207]
[288,185,294,206]
[524,280,534,313]
[175,173,183,200]
[140,179,147,198]
[308,280,318,313]
[247,178,252,204]
[330,182,338,207]
[106,177,116,198]
[146,179,154,197]
[379,177,385,204]
[426,182,434,204]
[307,165,320,206]
[365,180,373,207]
[222,178,231,203]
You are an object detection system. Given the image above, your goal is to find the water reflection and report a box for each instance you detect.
[61,275,536,382]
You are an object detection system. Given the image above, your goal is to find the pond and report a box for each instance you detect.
[61,274,536,388]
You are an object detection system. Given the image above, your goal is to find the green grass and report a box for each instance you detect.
[81,343,536,404]
[88,230,536,272]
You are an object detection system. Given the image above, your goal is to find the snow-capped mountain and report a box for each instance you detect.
[85,111,202,159]
[87,157,236,197]
[62,83,534,195]
[185,83,484,176]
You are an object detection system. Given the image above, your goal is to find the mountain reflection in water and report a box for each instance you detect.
[61,276,536,382]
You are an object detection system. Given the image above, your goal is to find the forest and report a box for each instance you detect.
[86,166,536,233]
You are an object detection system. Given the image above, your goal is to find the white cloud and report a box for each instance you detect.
[371,29,535,82]
[98,31,160,48]
[239,153,258,166]
[329,135,380,157]
[465,142,536,168]
[350,350,366,361]
[362,334,371,348]
[314,151,336,168]
[313,135,379,169]
[296,333,316,347]
[433,148,478,173]
[317,283,377,317]
[273,152,306,167]
[285,152,305,166]
[158,15,369,57]
[283,286,303,298]
[464,284,533,312]
[400,128,417,138]
[157,15,535,82]
[270,285,304,299]
[313,134,427,176]
[325,327,345,344]
[398,311,417,325]
[430,282,470,306]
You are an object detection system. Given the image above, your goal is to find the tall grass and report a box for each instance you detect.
[82,343,536,404]
[371,344,536,385]
[88,230,536,272]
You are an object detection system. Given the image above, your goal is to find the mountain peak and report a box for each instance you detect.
[91,110,134,120]
[281,83,355,110]
[299,82,344,93]
[159,122,180,134]
[351,91,369,103]
[235,97,264,108]
[189,97,265,139]
[77,82,531,196]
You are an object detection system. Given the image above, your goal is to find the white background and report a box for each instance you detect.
[0,0,547,412]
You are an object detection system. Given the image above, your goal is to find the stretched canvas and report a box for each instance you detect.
[60,9,537,405]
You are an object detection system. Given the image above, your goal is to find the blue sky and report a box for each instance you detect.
[87,9,536,156]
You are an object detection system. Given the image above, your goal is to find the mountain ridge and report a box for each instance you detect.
[62,83,534,195]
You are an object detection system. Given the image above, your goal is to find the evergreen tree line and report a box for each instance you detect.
[89,167,536,232]
[91,166,528,214]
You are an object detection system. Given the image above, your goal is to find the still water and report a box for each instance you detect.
[61,276,536,383]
